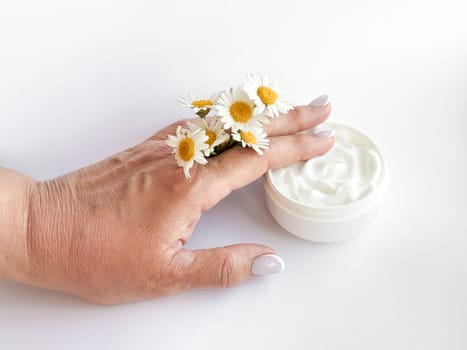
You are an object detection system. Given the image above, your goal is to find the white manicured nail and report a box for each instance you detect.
[314,129,335,138]
[251,254,285,276]
[308,94,329,107]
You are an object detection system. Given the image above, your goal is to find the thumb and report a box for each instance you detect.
[177,244,285,289]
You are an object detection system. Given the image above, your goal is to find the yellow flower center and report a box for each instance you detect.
[240,131,257,145]
[191,99,213,108]
[229,101,253,123]
[257,86,278,105]
[205,129,217,146]
[178,137,195,161]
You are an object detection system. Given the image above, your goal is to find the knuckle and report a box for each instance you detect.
[220,253,239,288]
[107,152,129,167]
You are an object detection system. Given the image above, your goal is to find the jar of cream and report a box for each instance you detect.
[263,123,389,242]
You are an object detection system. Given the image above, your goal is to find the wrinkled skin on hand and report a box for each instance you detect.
[0,105,333,304]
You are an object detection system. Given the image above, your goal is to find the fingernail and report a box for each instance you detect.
[251,254,285,276]
[308,94,329,107]
[314,129,335,138]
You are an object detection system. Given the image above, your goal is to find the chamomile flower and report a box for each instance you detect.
[166,125,209,178]
[215,87,268,132]
[187,118,230,156]
[178,93,216,114]
[232,128,270,155]
[243,73,293,118]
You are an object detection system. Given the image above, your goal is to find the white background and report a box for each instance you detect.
[1,1,466,349]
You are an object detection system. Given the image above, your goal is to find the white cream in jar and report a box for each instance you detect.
[264,123,389,242]
[270,124,384,207]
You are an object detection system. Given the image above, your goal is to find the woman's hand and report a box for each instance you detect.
[1,101,333,304]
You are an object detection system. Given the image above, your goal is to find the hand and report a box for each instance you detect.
[4,103,333,304]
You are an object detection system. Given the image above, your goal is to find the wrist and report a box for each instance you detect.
[0,168,36,284]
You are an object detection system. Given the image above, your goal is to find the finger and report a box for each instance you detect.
[150,98,329,141]
[175,244,283,289]
[201,133,334,209]
[264,100,331,137]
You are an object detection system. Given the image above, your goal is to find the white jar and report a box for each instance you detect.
[263,123,389,243]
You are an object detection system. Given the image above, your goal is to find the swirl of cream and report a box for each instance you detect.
[270,124,384,207]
